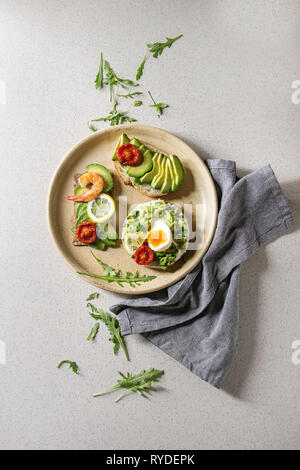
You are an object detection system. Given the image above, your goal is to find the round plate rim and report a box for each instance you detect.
[47,123,218,295]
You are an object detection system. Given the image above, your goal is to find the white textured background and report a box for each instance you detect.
[0,0,299,450]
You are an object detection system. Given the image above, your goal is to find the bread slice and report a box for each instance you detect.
[72,173,87,246]
[114,160,167,198]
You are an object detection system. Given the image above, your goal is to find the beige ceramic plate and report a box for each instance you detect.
[48,124,218,295]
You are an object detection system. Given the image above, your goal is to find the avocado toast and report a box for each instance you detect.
[112,133,185,197]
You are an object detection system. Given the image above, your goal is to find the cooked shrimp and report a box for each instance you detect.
[68,172,104,202]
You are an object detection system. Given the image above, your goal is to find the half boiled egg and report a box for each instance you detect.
[147,220,172,252]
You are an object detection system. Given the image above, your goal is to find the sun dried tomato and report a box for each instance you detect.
[76,221,97,243]
[134,242,154,265]
[117,144,140,166]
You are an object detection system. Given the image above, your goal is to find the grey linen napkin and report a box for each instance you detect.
[110,160,294,387]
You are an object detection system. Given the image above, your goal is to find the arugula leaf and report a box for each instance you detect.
[150,102,168,117]
[117,91,143,99]
[87,121,98,132]
[136,50,149,80]
[94,52,103,89]
[87,322,100,341]
[136,35,183,79]
[74,202,89,228]
[86,302,101,312]
[78,270,156,287]
[90,57,139,129]
[103,60,138,101]
[86,292,99,301]
[93,368,164,402]
[88,92,137,129]
[57,360,79,374]
[88,111,136,129]
[91,253,118,274]
[147,34,183,58]
[77,251,156,287]
[72,205,115,250]
[147,91,168,117]
[134,100,143,107]
[87,303,129,360]
[90,238,106,250]
[104,60,120,102]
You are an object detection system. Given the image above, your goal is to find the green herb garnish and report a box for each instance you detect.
[94,52,103,89]
[90,54,139,129]
[134,100,143,107]
[117,91,143,99]
[57,360,79,374]
[88,91,137,129]
[136,34,183,79]
[86,292,99,301]
[73,204,116,250]
[148,91,168,117]
[74,202,89,229]
[88,121,98,132]
[147,34,183,58]
[86,303,129,360]
[136,50,149,80]
[87,322,100,341]
[77,251,156,287]
[154,244,178,270]
[93,368,164,402]
[104,60,138,101]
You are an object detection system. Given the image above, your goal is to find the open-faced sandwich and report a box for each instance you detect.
[122,200,189,269]
[67,163,118,250]
[112,133,185,197]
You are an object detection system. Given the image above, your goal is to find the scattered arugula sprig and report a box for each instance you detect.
[91,54,139,130]
[91,37,182,128]
[148,34,183,58]
[117,91,143,99]
[86,292,99,301]
[88,91,137,130]
[57,360,79,374]
[136,34,183,80]
[77,251,156,287]
[94,52,103,89]
[136,50,149,80]
[87,322,100,341]
[93,368,164,402]
[88,108,136,129]
[103,59,138,101]
[148,91,168,118]
[86,302,129,360]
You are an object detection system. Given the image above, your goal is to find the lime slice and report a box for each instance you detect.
[123,232,147,255]
[87,194,115,224]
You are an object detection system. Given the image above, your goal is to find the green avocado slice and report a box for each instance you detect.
[74,185,88,196]
[167,157,177,192]
[169,154,185,188]
[151,155,167,190]
[160,158,173,193]
[127,149,153,178]
[128,139,148,169]
[138,144,148,155]
[112,133,130,160]
[129,138,142,148]
[85,163,114,192]
[139,153,162,184]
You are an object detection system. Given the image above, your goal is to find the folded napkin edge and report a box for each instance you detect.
[262,164,294,230]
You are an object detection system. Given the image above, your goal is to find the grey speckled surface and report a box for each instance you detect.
[0,0,299,450]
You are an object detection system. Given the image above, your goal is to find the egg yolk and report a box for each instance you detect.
[148,229,167,248]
